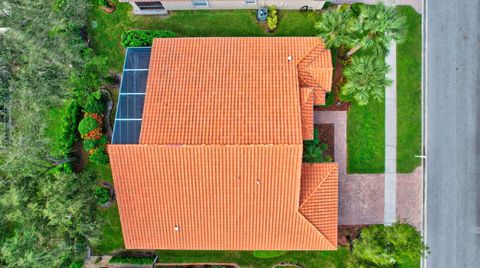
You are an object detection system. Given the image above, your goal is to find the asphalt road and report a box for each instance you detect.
[424,0,480,267]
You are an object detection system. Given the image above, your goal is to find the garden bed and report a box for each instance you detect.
[315,124,334,161]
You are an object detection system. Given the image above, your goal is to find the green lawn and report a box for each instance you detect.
[84,161,124,254]
[347,6,422,174]
[156,248,352,268]
[347,100,385,173]
[396,6,422,173]
[89,0,321,71]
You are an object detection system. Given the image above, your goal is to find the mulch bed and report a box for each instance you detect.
[338,225,368,248]
[314,101,350,111]
[315,124,334,161]
[72,140,89,172]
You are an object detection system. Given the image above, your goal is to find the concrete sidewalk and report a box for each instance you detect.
[384,41,397,225]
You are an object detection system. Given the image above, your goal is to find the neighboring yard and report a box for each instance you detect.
[396,6,422,173]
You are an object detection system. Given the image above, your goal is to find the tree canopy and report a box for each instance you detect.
[316,3,406,58]
[341,55,392,105]
[350,223,428,267]
[0,0,98,267]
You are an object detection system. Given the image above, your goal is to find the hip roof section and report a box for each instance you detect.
[109,144,337,250]
[139,37,331,145]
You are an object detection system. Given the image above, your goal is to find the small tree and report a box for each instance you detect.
[316,7,355,50]
[351,223,428,267]
[341,55,392,105]
[316,3,406,58]
[346,3,406,58]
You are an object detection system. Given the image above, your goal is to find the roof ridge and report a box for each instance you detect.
[299,164,335,210]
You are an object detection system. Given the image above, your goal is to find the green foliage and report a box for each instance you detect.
[121,30,177,48]
[109,256,153,264]
[253,251,286,258]
[266,6,278,31]
[58,100,80,156]
[69,260,84,268]
[90,147,109,165]
[84,135,107,151]
[98,0,111,7]
[70,53,109,103]
[78,116,100,137]
[351,223,428,267]
[316,7,354,49]
[84,91,105,114]
[316,3,406,58]
[396,6,422,173]
[341,55,392,105]
[95,186,110,205]
[303,128,331,162]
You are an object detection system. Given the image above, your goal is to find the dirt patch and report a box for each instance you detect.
[315,124,334,161]
[338,225,368,248]
[72,140,89,172]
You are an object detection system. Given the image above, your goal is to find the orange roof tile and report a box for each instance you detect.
[109,37,336,250]
[140,37,332,145]
[300,88,315,140]
[300,163,339,246]
[109,145,337,250]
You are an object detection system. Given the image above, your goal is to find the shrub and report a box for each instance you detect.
[352,223,428,267]
[303,129,332,163]
[95,186,110,205]
[70,54,109,102]
[90,147,109,165]
[78,116,99,137]
[58,100,80,156]
[109,256,153,264]
[84,91,104,114]
[68,260,84,268]
[266,6,278,31]
[121,30,177,48]
[98,0,111,7]
[84,135,107,151]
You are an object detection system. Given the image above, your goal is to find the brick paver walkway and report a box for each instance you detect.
[314,111,422,229]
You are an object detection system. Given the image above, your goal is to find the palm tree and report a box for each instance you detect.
[346,3,406,58]
[341,55,392,106]
[315,8,355,50]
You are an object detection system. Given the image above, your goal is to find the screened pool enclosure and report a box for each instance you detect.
[111,47,151,144]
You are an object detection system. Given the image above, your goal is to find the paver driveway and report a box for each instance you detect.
[314,111,422,229]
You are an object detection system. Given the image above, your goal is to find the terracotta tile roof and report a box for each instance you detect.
[140,37,332,145]
[109,145,337,250]
[299,88,315,140]
[109,37,336,250]
[297,43,333,106]
[300,163,339,246]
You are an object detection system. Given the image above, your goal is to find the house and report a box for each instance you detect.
[108,37,338,250]
[120,0,328,15]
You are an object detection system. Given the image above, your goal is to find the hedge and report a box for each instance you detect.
[121,30,177,48]
[109,256,153,264]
